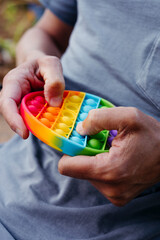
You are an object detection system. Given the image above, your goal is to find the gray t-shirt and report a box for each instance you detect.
[0,1,160,239]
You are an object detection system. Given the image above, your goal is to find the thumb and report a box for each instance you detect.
[76,107,138,136]
[38,56,65,107]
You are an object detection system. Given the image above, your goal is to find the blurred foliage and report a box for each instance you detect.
[0,38,16,57]
[0,0,40,82]
[0,0,36,44]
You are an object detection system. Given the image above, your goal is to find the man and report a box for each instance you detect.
[0,1,160,239]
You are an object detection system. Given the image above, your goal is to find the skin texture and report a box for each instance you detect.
[0,10,73,138]
[0,10,160,207]
[59,107,160,206]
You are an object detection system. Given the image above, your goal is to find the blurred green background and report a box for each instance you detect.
[0,0,44,142]
[0,0,43,84]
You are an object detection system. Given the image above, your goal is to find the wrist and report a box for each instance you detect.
[16,50,46,66]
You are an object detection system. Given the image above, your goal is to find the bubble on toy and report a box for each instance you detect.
[79,112,88,121]
[65,104,78,111]
[68,95,81,103]
[27,100,32,106]
[71,130,84,138]
[70,136,84,144]
[62,110,74,118]
[34,96,45,104]
[46,107,60,115]
[30,100,43,109]
[27,105,39,115]
[60,116,72,126]
[54,128,66,137]
[87,138,101,149]
[39,118,51,127]
[56,123,70,133]
[43,112,56,122]
[85,99,96,106]
[92,131,105,141]
[107,136,114,147]
[100,106,108,109]
[110,130,118,137]
[82,105,93,113]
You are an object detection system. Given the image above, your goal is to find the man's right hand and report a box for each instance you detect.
[0,56,65,139]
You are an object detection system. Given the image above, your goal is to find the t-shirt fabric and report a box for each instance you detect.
[0,0,160,239]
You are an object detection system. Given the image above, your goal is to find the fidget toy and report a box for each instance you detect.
[20,90,116,156]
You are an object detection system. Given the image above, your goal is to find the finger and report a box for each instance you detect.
[90,180,146,206]
[58,153,109,180]
[0,96,29,139]
[90,180,129,206]
[0,82,29,139]
[38,56,65,107]
[59,155,142,207]
[76,107,140,136]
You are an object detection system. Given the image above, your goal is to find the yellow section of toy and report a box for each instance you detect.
[36,91,85,138]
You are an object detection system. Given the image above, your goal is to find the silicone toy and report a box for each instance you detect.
[20,90,115,156]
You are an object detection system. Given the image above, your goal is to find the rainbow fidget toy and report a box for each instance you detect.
[20,90,115,156]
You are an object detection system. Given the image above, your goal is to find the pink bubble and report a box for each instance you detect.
[34,96,45,104]
[30,100,43,109]
[27,105,39,116]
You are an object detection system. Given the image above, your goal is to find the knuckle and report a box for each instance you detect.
[3,68,19,85]
[3,72,11,84]
[106,157,127,183]
[46,77,63,88]
[105,167,128,185]
[126,107,141,127]
[40,55,61,66]
[106,172,121,183]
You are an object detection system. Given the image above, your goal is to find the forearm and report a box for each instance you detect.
[16,26,62,65]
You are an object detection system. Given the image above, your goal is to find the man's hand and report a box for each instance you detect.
[0,56,65,139]
[59,107,160,206]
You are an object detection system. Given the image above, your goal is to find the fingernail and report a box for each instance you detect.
[16,128,23,138]
[76,122,85,135]
[50,96,62,107]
